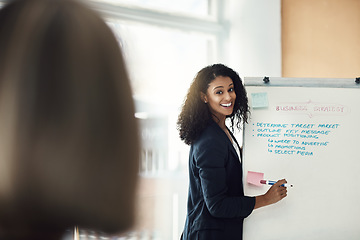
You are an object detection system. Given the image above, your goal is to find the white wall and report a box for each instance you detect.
[226,0,282,78]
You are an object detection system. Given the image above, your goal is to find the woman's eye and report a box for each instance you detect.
[216,91,223,94]
[229,88,234,92]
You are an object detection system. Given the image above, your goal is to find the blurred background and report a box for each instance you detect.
[89,1,281,239]
[0,0,359,239]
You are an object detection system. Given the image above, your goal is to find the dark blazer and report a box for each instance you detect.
[182,121,255,240]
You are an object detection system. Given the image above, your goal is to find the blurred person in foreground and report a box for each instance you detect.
[0,0,139,239]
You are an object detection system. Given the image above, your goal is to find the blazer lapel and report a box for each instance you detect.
[211,121,242,162]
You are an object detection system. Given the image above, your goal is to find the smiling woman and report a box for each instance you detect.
[177,64,288,240]
[177,64,249,146]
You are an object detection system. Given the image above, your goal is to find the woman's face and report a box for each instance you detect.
[202,76,236,121]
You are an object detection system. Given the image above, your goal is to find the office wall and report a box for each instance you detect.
[227,0,282,78]
[282,0,360,78]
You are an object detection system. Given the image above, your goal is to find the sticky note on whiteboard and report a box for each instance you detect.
[251,92,268,108]
[247,171,264,186]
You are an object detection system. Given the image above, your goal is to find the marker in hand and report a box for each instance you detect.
[260,180,293,188]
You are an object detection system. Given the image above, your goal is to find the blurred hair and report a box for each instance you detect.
[177,63,249,145]
[0,0,139,238]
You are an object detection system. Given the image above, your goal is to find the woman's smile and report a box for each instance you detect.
[221,102,232,107]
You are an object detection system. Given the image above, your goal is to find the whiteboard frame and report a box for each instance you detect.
[244,77,360,88]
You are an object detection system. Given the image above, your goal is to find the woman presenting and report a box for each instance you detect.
[177,64,287,240]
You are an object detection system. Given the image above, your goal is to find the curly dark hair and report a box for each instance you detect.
[177,63,250,145]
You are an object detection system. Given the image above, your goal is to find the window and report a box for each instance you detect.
[93,0,213,18]
[85,1,227,239]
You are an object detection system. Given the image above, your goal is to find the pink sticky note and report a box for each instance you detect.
[247,171,264,186]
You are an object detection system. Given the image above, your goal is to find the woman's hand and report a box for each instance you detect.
[254,179,288,209]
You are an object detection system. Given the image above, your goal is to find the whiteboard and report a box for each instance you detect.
[242,77,360,240]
